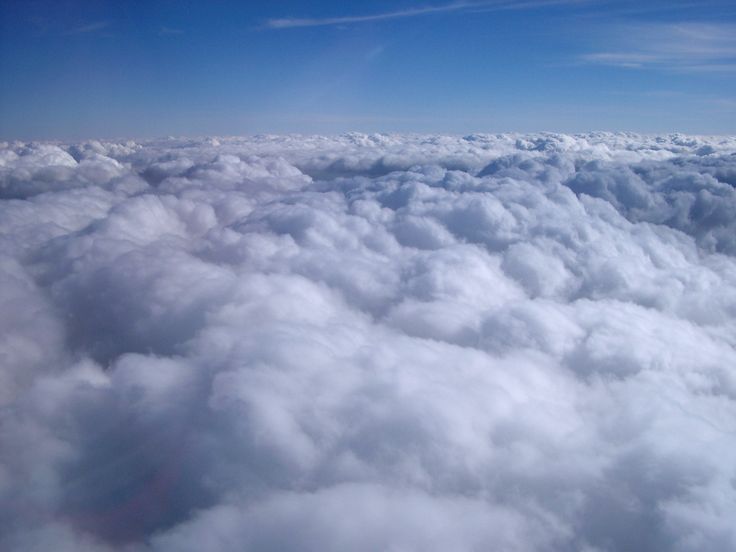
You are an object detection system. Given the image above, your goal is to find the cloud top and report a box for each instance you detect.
[1,132,736,551]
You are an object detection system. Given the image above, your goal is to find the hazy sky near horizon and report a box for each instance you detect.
[1,0,735,139]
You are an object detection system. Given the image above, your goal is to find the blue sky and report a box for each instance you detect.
[1,0,735,138]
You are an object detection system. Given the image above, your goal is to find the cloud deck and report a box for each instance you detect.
[1,133,736,551]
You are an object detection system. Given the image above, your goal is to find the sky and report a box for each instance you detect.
[0,0,735,139]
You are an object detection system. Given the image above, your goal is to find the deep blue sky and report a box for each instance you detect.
[1,0,735,139]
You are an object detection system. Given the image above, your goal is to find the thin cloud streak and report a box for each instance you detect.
[582,22,736,72]
[266,2,472,29]
[469,0,592,13]
[265,0,585,29]
[64,21,110,35]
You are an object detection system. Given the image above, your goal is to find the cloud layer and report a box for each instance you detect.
[1,132,736,551]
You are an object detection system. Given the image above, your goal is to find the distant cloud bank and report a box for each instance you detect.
[1,133,736,551]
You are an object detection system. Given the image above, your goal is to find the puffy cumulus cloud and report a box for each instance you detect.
[1,132,736,551]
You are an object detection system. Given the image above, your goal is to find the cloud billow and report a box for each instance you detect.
[1,132,736,551]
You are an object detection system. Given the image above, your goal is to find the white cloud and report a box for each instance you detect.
[583,22,736,72]
[265,0,587,29]
[64,21,111,35]
[265,3,471,29]
[1,132,736,551]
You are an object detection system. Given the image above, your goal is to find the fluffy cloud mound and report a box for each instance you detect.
[1,133,736,551]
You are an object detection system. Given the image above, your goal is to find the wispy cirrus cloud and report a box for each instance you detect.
[64,20,110,35]
[265,0,587,29]
[265,1,472,29]
[582,22,736,72]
